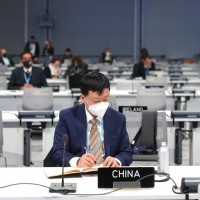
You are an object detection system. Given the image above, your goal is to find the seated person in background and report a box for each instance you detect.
[61,48,73,66]
[52,72,132,167]
[131,54,156,79]
[44,57,61,79]
[0,49,15,67]
[100,47,113,64]
[42,39,54,67]
[139,48,149,57]
[8,52,48,90]
[64,55,88,88]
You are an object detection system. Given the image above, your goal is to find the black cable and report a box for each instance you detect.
[155,172,182,194]
[2,111,19,118]
[0,172,183,196]
[181,130,192,139]
[0,182,53,190]
[0,182,122,196]
[165,112,171,118]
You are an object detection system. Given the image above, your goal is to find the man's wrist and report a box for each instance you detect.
[69,157,80,167]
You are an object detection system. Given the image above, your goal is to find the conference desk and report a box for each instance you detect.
[110,77,200,90]
[0,90,75,110]
[0,89,180,111]
[2,111,59,166]
[0,166,199,199]
[2,110,200,166]
[0,89,174,111]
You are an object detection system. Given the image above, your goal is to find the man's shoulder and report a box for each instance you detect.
[12,67,23,73]
[32,66,45,74]
[60,104,85,115]
[106,107,125,119]
[135,62,144,67]
[32,66,43,71]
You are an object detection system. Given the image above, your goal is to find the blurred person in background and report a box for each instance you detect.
[44,57,61,79]
[42,39,54,67]
[100,47,114,64]
[61,48,73,66]
[64,55,88,88]
[0,49,15,67]
[131,54,156,80]
[24,36,40,63]
[8,52,47,90]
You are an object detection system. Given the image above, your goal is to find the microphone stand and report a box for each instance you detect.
[61,142,66,187]
[49,134,77,194]
[128,78,136,94]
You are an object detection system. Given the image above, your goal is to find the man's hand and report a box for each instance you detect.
[77,153,96,167]
[20,83,34,90]
[103,156,119,167]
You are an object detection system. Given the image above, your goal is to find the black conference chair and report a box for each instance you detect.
[123,111,168,163]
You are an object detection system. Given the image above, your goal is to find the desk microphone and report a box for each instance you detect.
[49,134,77,194]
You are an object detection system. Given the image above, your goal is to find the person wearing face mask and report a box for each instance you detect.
[52,72,132,167]
[8,52,48,90]
[0,49,15,67]
[131,54,156,80]
[100,47,114,64]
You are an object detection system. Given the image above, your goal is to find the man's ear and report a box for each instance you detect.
[80,93,85,103]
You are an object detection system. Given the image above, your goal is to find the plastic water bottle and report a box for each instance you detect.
[158,142,169,174]
[198,184,200,200]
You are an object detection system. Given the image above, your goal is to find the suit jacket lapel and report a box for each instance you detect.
[20,68,26,84]
[103,108,112,156]
[75,104,87,154]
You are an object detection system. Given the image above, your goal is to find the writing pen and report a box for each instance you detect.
[84,146,97,164]
[84,146,89,153]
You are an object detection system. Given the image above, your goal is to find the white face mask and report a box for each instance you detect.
[88,102,109,118]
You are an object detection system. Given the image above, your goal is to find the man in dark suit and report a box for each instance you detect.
[24,36,40,63]
[131,55,156,79]
[52,72,132,167]
[8,52,47,90]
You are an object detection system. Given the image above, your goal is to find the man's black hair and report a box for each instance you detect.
[20,52,33,59]
[80,72,110,96]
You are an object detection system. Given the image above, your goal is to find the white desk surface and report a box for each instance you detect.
[0,89,200,98]
[0,166,199,199]
[2,110,200,123]
[2,111,60,123]
[111,77,200,84]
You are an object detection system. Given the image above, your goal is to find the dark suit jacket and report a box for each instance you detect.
[0,55,15,66]
[43,66,52,79]
[24,41,40,58]
[131,62,156,79]
[42,46,54,57]
[52,104,132,166]
[101,52,113,64]
[8,67,48,90]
